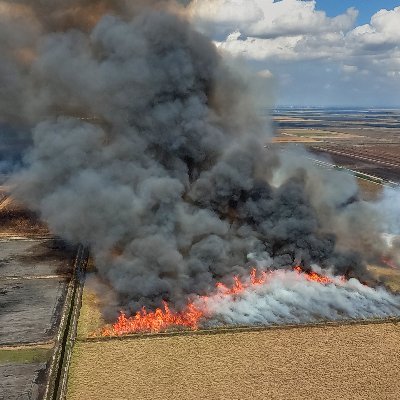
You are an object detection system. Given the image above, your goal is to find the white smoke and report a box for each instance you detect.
[195,269,400,327]
[373,187,400,235]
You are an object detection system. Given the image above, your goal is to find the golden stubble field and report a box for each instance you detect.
[67,321,400,400]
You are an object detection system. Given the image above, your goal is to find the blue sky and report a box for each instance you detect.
[190,0,400,106]
[316,1,400,24]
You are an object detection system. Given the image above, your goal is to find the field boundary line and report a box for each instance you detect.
[82,316,400,343]
[43,245,88,400]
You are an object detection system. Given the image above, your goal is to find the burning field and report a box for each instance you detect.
[1,1,400,398]
[98,266,400,336]
[1,0,400,339]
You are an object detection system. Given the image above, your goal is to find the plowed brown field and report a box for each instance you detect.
[67,321,400,400]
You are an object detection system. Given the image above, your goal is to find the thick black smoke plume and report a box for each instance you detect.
[0,1,393,318]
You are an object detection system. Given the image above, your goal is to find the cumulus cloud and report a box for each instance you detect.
[189,0,357,64]
[189,0,357,38]
[349,7,400,52]
[189,1,400,105]
[217,35,302,61]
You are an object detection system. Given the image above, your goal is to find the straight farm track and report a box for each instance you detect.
[67,321,400,400]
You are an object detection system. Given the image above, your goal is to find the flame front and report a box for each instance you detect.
[102,301,203,336]
[381,257,399,270]
[101,267,338,337]
[293,266,334,284]
[216,268,268,295]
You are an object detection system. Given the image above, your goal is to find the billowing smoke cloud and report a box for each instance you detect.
[1,1,398,320]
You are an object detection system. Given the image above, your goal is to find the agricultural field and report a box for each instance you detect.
[356,178,383,200]
[3,108,400,399]
[273,109,400,183]
[0,193,48,238]
[65,109,400,399]
[368,265,400,293]
[0,192,75,400]
[67,321,400,400]
[310,144,400,183]
[69,257,400,399]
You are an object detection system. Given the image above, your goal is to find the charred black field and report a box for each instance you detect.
[0,193,76,400]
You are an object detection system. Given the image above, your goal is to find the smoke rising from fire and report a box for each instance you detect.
[199,270,400,327]
[101,267,400,336]
[1,0,399,320]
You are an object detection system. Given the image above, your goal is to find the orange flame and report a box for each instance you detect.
[293,266,334,284]
[216,268,268,295]
[102,301,203,336]
[381,257,399,270]
[101,267,338,337]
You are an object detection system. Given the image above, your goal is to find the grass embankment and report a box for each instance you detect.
[0,345,52,365]
[76,287,105,339]
[76,259,105,339]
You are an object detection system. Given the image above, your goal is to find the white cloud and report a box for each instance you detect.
[216,34,302,60]
[257,68,273,79]
[190,0,357,61]
[188,0,263,37]
[341,65,358,74]
[189,0,357,38]
[188,1,400,105]
[348,6,400,52]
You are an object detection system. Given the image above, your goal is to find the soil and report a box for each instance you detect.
[0,363,46,400]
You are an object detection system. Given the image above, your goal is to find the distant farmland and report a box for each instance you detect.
[67,321,400,400]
